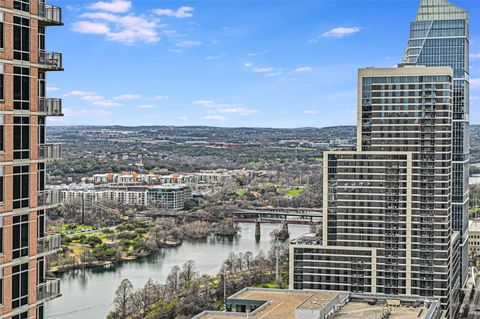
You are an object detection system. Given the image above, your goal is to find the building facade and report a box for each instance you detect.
[402,0,470,284]
[290,66,461,318]
[0,1,63,318]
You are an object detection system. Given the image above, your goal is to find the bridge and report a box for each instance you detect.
[227,207,323,225]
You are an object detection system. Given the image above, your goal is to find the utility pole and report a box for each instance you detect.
[223,267,227,311]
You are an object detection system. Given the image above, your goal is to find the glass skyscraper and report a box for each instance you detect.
[402,0,470,285]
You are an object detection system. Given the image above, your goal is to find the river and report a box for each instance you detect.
[45,223,310,319]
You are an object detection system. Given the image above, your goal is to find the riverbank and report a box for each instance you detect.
[46,223,310,319]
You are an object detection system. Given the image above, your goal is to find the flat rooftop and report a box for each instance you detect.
[192,288,439,319]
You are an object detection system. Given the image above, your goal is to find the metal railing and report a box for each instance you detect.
[37,278,61,302]
[38,189,61,207]
[38,144,62,160]
[38,51,63,70]
[38,1,62,24]
[37,234,61,255]
[38,98,63,116]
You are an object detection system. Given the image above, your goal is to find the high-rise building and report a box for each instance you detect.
[402,0,470,285]
[0,1,63,318]
[290,66,460,318]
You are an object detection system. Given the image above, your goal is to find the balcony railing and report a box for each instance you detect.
[38,144,62,161]
[37,278,61,303]
[38,189,61,207]
[38,1,62,25]
[37,234,61,255]
[38,98,63,116]
[38,51,63,70]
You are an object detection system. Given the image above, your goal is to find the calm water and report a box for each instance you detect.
[45,223,310,319]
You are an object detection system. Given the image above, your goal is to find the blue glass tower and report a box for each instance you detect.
[403,0,469,287]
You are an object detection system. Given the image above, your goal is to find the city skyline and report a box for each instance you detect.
[47,0,480,128]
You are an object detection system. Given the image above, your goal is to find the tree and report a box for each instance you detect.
[180,260,197,286]
[166,265,181,296]
[112,279,134,319]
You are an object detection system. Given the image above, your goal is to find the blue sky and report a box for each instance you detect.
[47,0,480,128]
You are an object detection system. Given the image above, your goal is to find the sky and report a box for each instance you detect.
[47,0,480,128]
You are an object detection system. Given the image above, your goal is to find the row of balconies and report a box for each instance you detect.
[37,0,63,307]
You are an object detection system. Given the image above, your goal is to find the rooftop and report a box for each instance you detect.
[469,220,480,233]
[192,288,440,319]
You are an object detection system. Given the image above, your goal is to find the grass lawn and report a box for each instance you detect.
[235,188,247,196]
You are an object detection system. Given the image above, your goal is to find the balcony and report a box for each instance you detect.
[38,98,63,116]
[37,278,61,303]
[38,189,61,208]
[38,144,61,161]
[38,51,63,71]
[38,1,62,26]
[37,234,61,256]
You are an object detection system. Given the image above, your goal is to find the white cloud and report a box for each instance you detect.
[304,110,319,114]
[179,116,188,121]
[73,21,110,34]
[254,67,275,73]
[217,107,259,115]
[74,5,159,45]
[137,104,155,109]
[247,49,268,57]
[154,6,194,18]
[205,53,227,60]
[80,95,121,107]
[265,71,282,77]
[153,95,170,100]
[194,100,258,116]
[321,27,361,38]
[295,66,313,72]
[67,90,97,96]
[88,0,132,13]
[47,86,60,92]
[114,94,141,100]
[471,79,480,90]
[202,115,227,121]
[244,62,253,68]
[471,52,480,59]
[176,40,202,47]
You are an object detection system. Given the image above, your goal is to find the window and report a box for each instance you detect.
[0,166,3,203]
[0,216,3,255]
[37,256,45,284]
[12,263,29,309]
[37,209,45,239]
[13,312,28,319]
[0,267,3,305]
[13,67,30,110]
[12,214,29,259]
[38,116,45,145]
[0,12,4,49]
[37,304,44,319]
[0,116,3,151]
[38,71,46,98]
[13,116,30,159]
[14,0,30,12]
[13,165,29,209]
[0,64,4,101]
[13,16,29,61]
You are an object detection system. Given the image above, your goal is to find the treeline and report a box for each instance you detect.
[108,244,289,319]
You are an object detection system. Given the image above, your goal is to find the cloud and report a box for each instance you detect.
[295,66,313,72]
[304,110,319,114]
[137,104,155,109]
[205,53,227,60]
[176,40,202,47]
[217,107,259,115]
[202,115,227,121]
[73,4,159,45]
[321,27,361,38]
[73,21,110,34]
[247,49,268,57]
[254,67,275,73]
[64,108,113,117]
[244,62,253,68]
[471,79,480,90]
[179,116,188,121]
[194,100,258,116]
[154,6,194,18]
[88,0,132,13]
[47,86,60,92]
[114,94,141,100]
[471,52,480,59]
[153,95,170,100]
[67,90,97,96]
[80,95,121,107]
